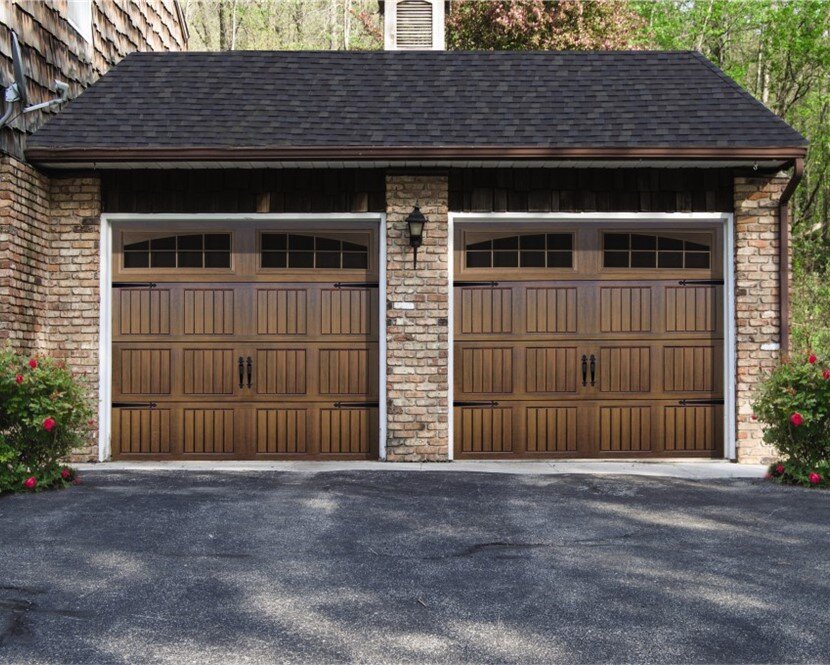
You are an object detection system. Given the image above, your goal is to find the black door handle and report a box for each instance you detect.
[590,354,596,387]
[581,354,588,387]
[238,356,244,389]
[246,356,253,389]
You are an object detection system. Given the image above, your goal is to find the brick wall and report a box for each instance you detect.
[0,156,51,353]
[0,161,101,461]
[385,174,450,461]
[734,174,788,464]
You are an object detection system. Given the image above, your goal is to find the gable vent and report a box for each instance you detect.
[384,0,445,50]
[397,0,433,48]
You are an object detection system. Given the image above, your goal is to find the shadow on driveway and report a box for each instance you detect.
[1,471,828,663]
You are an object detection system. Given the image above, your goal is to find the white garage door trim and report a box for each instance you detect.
[447,212,736,461]
[98,212,388,462]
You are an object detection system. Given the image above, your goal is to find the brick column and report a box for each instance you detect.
[385,174,449,461]
[733,174,787,464]
[48,175,102,462]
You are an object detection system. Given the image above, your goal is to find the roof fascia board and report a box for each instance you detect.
[25,145,808,165]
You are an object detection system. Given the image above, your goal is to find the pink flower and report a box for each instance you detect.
[60,468,71,480]
[809,473,821,485]
[776,464,785,475]
[823,370,830,380]
[750,413,757,421]
[790,413,804,427]
[15,374,23,385]
[28,358,37,369]
[43,417,56,432]
[808,353,817,364]
[23,476,37,489]
[764,472,773,480]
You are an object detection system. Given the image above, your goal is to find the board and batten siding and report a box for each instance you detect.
[449,169,735,213]
[102,168,734,214]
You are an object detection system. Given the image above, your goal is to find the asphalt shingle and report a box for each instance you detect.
[27,50,806,153]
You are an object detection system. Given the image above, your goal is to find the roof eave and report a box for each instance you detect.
[25,145,808,166]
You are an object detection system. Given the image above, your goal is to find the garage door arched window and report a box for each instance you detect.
[123,233,231,269]
[260,233,369,270]
[603,232,711,270]
[465,233,573,269]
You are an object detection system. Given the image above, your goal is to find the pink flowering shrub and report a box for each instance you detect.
[754,352,830,488]
[0,346,91,493]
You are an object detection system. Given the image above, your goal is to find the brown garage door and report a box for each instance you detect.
[111,222,379,459]
[454,223,724,458]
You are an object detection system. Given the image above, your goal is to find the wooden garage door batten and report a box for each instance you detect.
[111,224,379,460]
[453,222,725,459]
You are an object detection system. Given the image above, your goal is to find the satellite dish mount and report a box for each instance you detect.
[1,29,70,128]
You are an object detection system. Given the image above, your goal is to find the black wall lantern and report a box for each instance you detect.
[406,205,427,268]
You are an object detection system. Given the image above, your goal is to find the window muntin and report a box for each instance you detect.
[260,233,369,270]
[602,233,711,270]
[123,233,231,269]
[465,233,573,269]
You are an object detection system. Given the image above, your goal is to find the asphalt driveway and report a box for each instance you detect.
[1,471,828,664]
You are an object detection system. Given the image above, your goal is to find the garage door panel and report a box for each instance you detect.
[113,347,172,397]
[525,405,579,453]
[112,407,172,456]
[664,285,721,333]
[319,407,378,455]
[183,288,236,336]
[599,405,654,453]
[255,407,309,455]
[115,287,172,336]
[255,287,308,336]
[524,286,578,334]
[662,343,722,394]
[320,287,376,337]
[458,346,514,394]
[183,407,236,455]
[599,285,653,334]
[597,345,652,394]
[525,346,579,394]
[458,286,514,335]
[318,347,377,396]
[255,348,308,395]
[662,404,722,454]
[455,405,515,455]
[182,348,236,395]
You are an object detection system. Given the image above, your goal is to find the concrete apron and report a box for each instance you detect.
[73,459,767,480]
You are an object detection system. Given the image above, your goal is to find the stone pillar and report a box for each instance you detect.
[385,174,450,461]
[733,174,787,464]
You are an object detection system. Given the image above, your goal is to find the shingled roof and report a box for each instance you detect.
[26,50,807,164]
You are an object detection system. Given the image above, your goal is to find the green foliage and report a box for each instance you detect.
[753,353,830,470]
[447,0,643,51]
[791,273,830,358]
[766,458,829,489]
[0,346,91,493]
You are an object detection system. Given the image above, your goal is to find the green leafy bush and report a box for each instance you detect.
[0,346,91,493]
[753,352,830,488]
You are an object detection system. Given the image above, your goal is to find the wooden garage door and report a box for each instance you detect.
[111,223,379,459]
[454,223,724,458]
